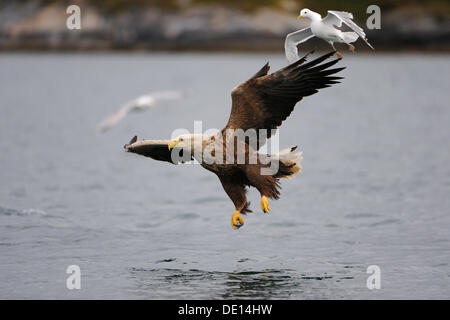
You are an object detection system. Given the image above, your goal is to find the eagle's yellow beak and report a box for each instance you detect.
[168,139,180,150]
[297,15,302,20]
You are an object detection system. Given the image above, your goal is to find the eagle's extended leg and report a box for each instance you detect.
[245,166,280,214]
[348,44,355,52]
[218,175,250,230]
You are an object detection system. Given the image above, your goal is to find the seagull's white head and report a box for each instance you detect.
[298,8,321,21]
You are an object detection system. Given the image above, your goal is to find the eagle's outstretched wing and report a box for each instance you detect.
[323,11,374,50]
[124,136,191,164]
[222,51,344,148]
[284,27,314,64]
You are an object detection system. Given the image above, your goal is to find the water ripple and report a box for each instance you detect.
[0,206,48,217]
[126,267,342,299]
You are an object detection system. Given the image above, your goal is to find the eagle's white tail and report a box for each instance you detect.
[343,32,358,43]
[275,146,303,178]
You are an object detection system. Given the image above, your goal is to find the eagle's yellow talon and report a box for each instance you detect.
[336,51,343,59]
[348,44,355,52]
[261,196,270,214]
[231,210,244,229]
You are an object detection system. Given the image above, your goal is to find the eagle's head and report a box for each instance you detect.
[168,133,212,153]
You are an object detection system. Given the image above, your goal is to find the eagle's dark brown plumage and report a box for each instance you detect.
[124,51,344,229]
[223,51,343,146]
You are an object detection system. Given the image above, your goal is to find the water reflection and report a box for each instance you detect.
[127,267,341,299]
[222,269,300,299]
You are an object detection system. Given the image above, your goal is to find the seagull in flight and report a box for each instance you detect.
[97,90,184,132]
[285,8,374,63]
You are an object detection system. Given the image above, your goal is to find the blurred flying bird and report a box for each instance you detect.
[285,9,374,63]
[97,90,184,132]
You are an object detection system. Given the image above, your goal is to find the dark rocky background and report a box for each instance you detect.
[1,0,449,51]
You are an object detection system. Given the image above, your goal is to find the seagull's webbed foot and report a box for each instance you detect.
[261,195,270,214]
[336,51,343,59]
[348,44,355,52]
[231,210,244,230]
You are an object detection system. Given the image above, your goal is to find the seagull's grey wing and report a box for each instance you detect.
[323,11,374,49]
[284,27,314,64]
[124,136,192,164]
[97,102,135,132]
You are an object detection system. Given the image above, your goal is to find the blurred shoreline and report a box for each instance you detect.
[1,1,449,52]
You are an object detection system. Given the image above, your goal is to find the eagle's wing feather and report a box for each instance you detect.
[223,51,344,147]
[124,136,191,164]
[323,11,374,49]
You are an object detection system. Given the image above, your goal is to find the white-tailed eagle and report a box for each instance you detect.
[124,51,344,229]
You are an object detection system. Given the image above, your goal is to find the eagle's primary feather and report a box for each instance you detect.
[223,51,343,147]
